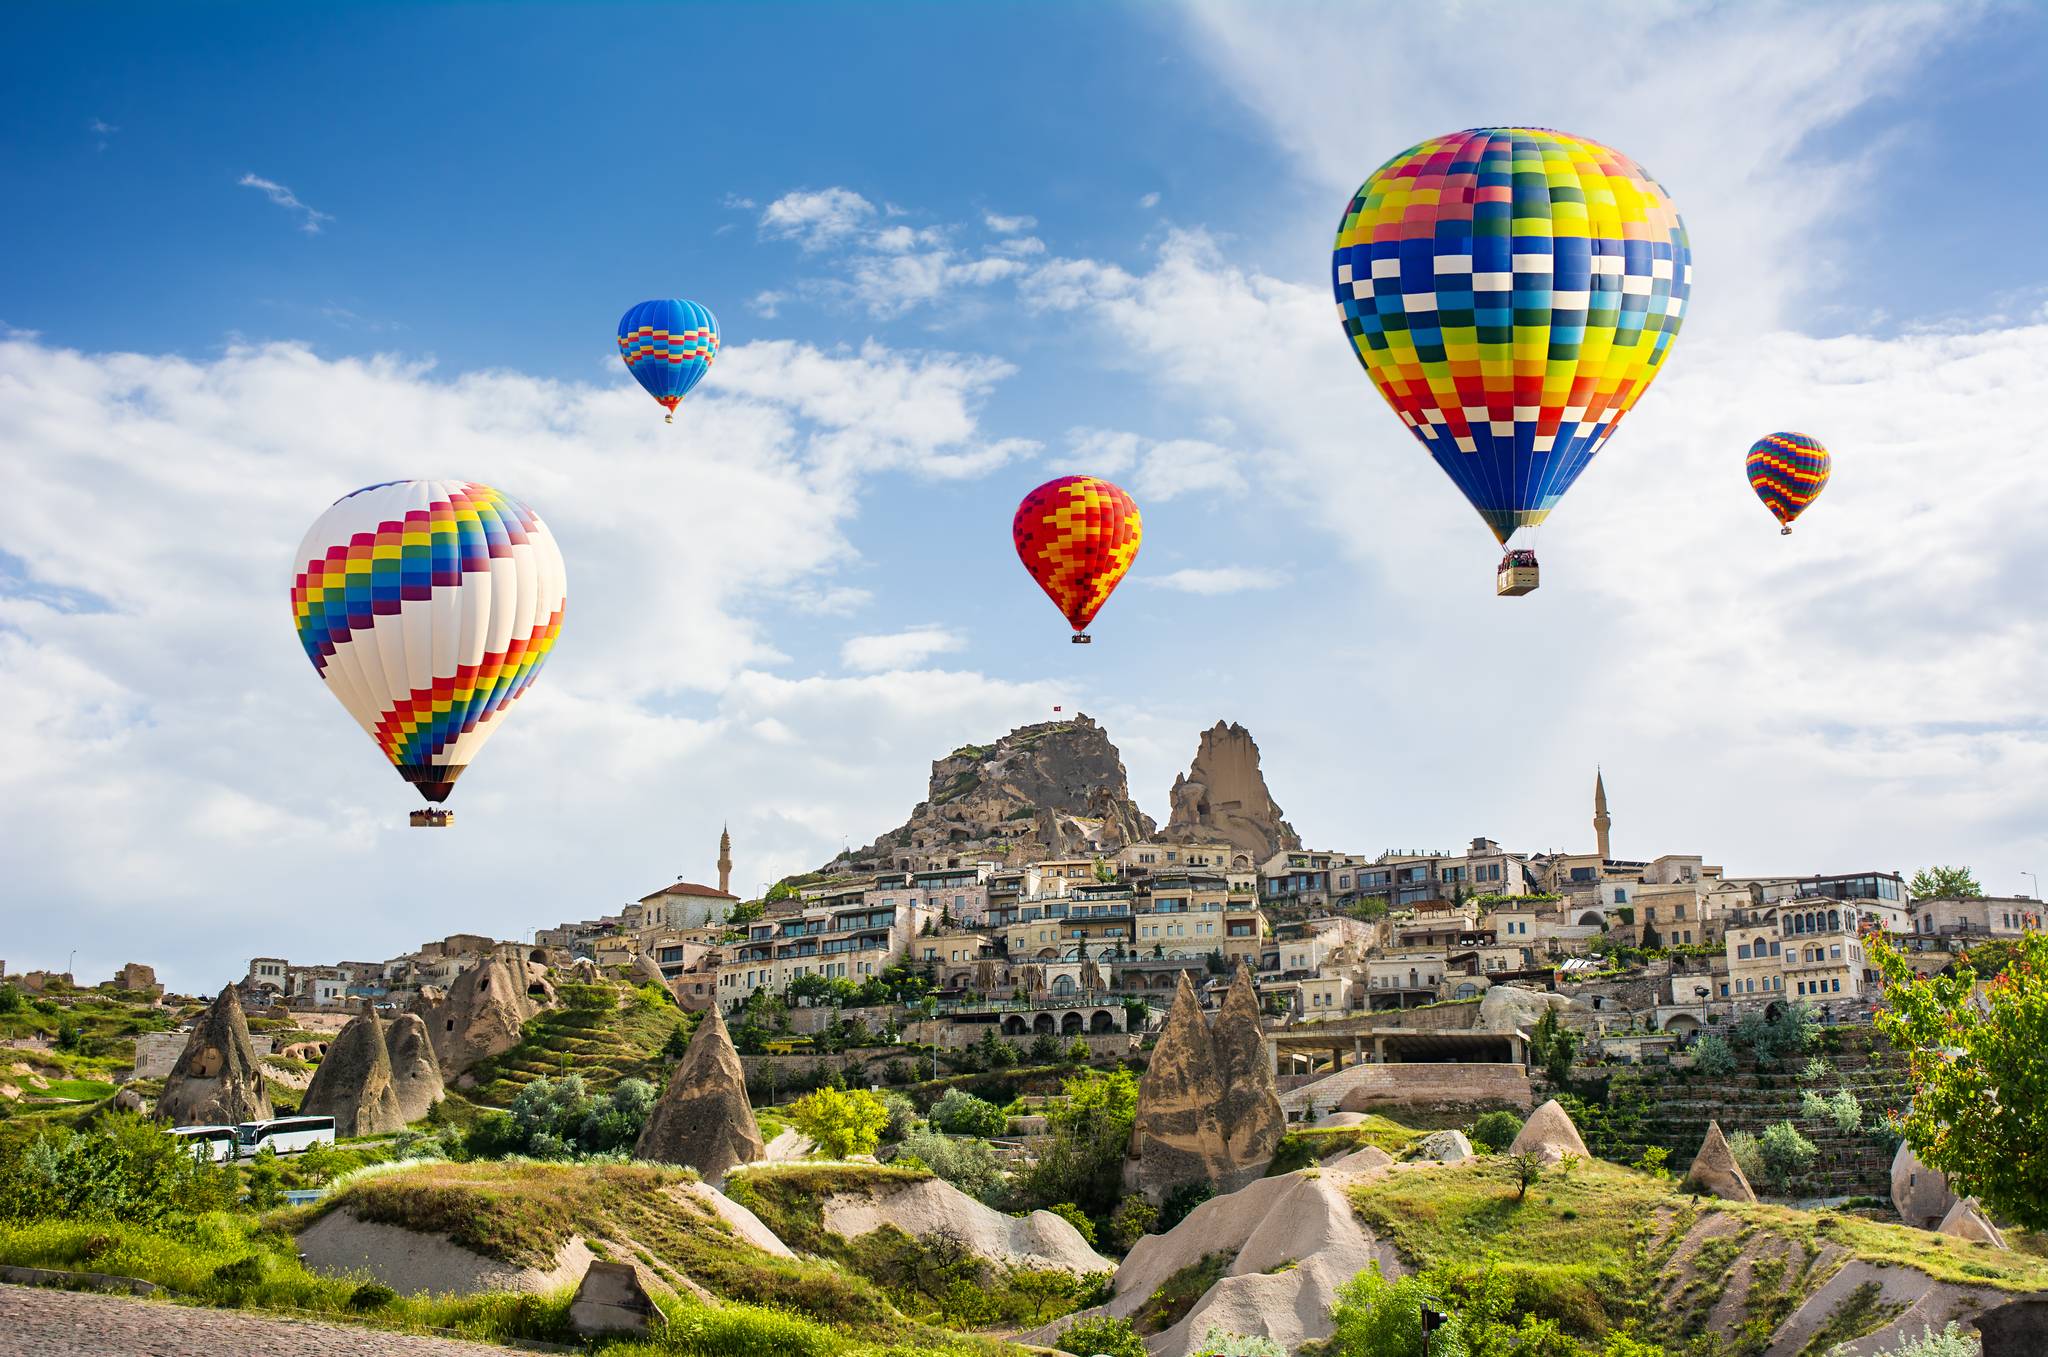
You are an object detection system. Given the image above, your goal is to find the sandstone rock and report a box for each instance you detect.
[1507,1098,1589,1164]
[1160,721,1299,859]
[634,1006,762,1184]
[1414,1130,1474,1163]
[1682,1121,1755,1203]
[828,714,1155,873]
[383,1013,445,1124]
[410,955,549,1077]
[819,1175,1112,1275]
[1130,967,1282,1202]
[629,951,668,991]
[112,1085,148,1114]
[1892,1141,1958,1229]
[301,1009,406,1138]
[1937,1198,2007,1250]
[157,985,273,1127]
[1478,985,1586,1034]
[568,1259,660,1338]
[1327,1144,1394,1173]
[1976,1294,2048,1356]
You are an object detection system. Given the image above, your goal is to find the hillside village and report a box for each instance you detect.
[3,714,2045,1356]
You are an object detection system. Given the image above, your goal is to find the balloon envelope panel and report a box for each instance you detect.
[1746,432,1831,527]
[1333,128,1691,543]
[1012,476,1142,633]
[290,480,566,802]
[617,298,720,412]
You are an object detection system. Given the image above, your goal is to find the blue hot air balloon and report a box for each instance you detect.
[617,299,720,423]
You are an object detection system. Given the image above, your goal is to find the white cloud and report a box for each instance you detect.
[1142,567,1286,595]
[840,625,968,672]
[1069,425,1247,501]
[722,192,757,210]
[0,331,1049,990]
[752,289,787,318]
[88,117,117,150]
[237,173,332,234]
[760,187,875,247]
[985,212,1037,233]
[1138,192,1160,209]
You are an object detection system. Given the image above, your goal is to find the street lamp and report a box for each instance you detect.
[1694,985,1709,1033]
[2023,871,2040,902]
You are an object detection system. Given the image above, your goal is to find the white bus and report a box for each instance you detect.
[167,1125,240,1163]
[234,1115,336,1156]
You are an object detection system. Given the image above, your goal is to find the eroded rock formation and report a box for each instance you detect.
[383,1012,445,1123]
[410,955,550,1078]
[1508,1098,1590,1163]
[1892,1141,1959,1229]
[301,1008,406,1137]
[157,985,272,1127]
[1130,966,1283,1201]
[1161,721,1299,860]
[1937,1198,2006,1249]
[1682,1120,1756,1203]
[634,1007,762,1184]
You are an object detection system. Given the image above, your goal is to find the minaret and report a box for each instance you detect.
[717,824,733,896]
[1593,769,1612,862]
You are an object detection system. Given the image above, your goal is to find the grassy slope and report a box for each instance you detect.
[462,988,694,1107]
[1266,1117,1424,1175]
[1347,1155,2048,1350]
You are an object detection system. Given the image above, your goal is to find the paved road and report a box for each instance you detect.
[0,1283,524,1355]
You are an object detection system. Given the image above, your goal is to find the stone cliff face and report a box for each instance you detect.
[831,714,1155,872]
[1162,721,1299,860]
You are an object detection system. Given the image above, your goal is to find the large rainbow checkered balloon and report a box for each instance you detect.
[1013,476,1142,637]
[1333,128,1691,546]
[1745,432,1831,534]
[290,481,567,805]
[618,298,719,423]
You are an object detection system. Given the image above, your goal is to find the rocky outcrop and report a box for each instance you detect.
[828,715,1154,873]
[1682,1120,1755,1203]
[1160,721,1298,860]
[1937,1198,2006,1250]
[634,1007,762,1184]
[1414,1130,1475,1163]
[1508,1099,1589,1163]
[410,956,550,1077]
[819,1175,1112,1275]
[383,1013,444,1123]
[568,1259,661,1338]
[301,1009,406,1137]
[1478,985,1589,1034]
[1891,1142,1958,1229]
[1129,968,1283,1202]
[298,1209,594,1297]
[157,985,273,1127]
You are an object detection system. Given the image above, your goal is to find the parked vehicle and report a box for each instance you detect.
[234,1114,336,1156]
[167,1125,240,1162]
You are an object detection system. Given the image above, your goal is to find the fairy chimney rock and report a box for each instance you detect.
[1130,967,1281,1201]
[1161,721,1300,859]
[301,1009,406,1137]
[410,955,548,1077]
[1508,1099,1590,1164]
[1937,1198,2007,1250]
[1682,1121,1756,1203]
[383,1012,445,1124]
[157,985,273,1127]
[634,1006,763,1185]
[1891,1141,1959,1230]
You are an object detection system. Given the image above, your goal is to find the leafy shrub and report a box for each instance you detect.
[0,1114,240,1225]
[1159,1182,1213,1232]
[1634,1145,1671,1178]
[1110,1193,1159,1250]
[1800,1090,1831,1121]
[1802,1056,1832,1083]
[897,1128,1003,1198]
[0,985,21,1013]
[1470,1110,1525,1153]
[1031,1033,1063,1063]
[1753,1120,1818,1188]
[931,1089,1008,1137]
[790,1087,889,1160]
[1692,1034,1735,1076]
[1866,1322,1981,1357]
[464,1074,654,1160]
[1191,1327,1287,1357]
[1056,1313,1149,1357]
[1047,1201,1096,1244]
[348,1280,398,1311]
[1825,1087,1863,1134]
[1066,1037,1093,1064]
[1727,1129,1766,1185]
[879,1091,919,1141]
[1020,1068,1138,1217]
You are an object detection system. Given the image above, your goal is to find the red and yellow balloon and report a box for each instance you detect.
[1012,476,1142,643]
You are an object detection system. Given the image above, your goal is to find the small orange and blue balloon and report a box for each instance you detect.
[618,299,719,423]
[1745,432,1830,534]
[1013,476,1142,640]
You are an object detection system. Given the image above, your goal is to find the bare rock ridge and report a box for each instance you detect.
[1129,966,1284,1202]
[635,1006,763,1185]
[831,714,1155,872]
[410,955,552,1079]
[157,984,273,1127]
[1682,1120,1755,1203]
[300,1007,406,1137]
[1162,720,1300,859]
[384,1012,445,1123]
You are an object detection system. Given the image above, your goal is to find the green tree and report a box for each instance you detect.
[1468,1110,1523,1153]
[0,1115,238,1225]
[0,984,22,1014]
[931,1088,1008,1137]
[1022,1067,1138,1216]
[1756,1120,1818,1189]
[1109,1193,1158,1250]
[1909,866,1982,899]
[1692,1034,1735,1076]
[1871,930,2048,1229]
[1047,1201,1097,1244]
[898,1127,1005,1197]
[1508,1152,1545,1201]
[1055,1314,1148,1357]
[789,1086,890,1160]
[1065,1036,1093,1065]
[727,898,766,926]
[1031,1032,1062,1063]
[1529,1007,1579,1088]
[765,881,800,902]
[1010,1266,1082,1323]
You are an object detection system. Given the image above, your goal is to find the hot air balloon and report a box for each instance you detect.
[1013,476,1141,644]
[290,481,567,825]
[618,299,719,423]
[1332,128,1692,595]
[1745,432,1830,534]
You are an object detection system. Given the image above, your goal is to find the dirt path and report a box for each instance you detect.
[0,1282,524,1355]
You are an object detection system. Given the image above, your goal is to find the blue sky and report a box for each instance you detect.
[4,2,2047,990]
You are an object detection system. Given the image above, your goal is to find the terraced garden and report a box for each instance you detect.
[461,985,694,1108]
